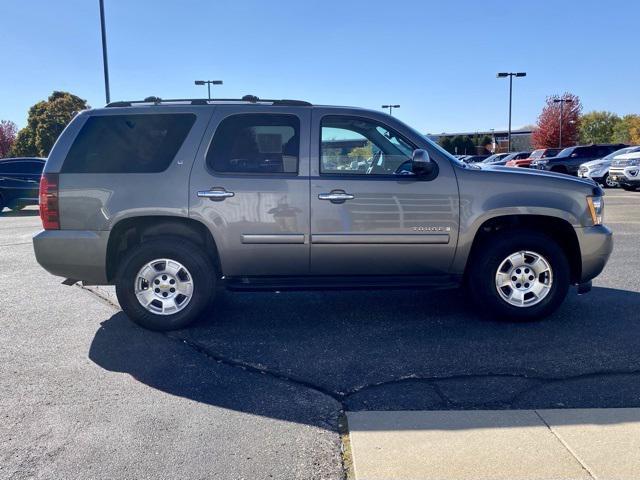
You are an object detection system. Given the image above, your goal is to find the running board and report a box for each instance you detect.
[224,275,461,292]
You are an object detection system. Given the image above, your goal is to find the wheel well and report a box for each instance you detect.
[550,165,568,173]
[106,216,220,282]
[467,215,581,283]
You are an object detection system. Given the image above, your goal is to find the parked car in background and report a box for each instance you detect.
[578,146,640,188]
[609,152,640,191]
[0,157,45,213]
[486,151,530,166]
[506,148,561,168]
[463,154,490,163]
[530,144,627,175]
[481,153,509,164]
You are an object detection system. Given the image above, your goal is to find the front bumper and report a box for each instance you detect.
[609,166,640,186]
[33,230,110,285]
[575,225,613,283]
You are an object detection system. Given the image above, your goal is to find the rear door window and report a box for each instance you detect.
[206,114,300,174]
[62,114,196,173]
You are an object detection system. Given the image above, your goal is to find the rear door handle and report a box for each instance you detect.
[318,190,355,203]
[197,188,235,201]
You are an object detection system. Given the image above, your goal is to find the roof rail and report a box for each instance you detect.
[105,95,312,108]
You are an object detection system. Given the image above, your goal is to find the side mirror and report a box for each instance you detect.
[411,149,436,177]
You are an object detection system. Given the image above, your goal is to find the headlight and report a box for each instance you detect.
[587,196,604,225]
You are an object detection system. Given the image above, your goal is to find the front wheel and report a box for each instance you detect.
[115,237,215,331]
[603,173,617,188]
[468,231,570,321]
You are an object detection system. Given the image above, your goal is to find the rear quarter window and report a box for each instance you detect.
[61,113,196,173]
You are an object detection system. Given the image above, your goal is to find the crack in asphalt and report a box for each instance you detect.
[80,283,640,410]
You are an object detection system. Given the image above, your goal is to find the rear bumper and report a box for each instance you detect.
[33,230,110,284]
[575,225,613,283]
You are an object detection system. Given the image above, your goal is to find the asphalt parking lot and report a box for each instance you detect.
[1,189,639,479]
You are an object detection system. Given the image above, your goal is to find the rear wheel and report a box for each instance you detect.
[468,230,570,321]
[115,237,215,331]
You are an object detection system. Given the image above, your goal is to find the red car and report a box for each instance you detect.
[506,148,561,168]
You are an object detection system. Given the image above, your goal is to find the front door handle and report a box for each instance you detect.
[197,188,235,201]
[318,190,355,204]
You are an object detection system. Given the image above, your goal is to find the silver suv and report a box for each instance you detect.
[34,97,613,330]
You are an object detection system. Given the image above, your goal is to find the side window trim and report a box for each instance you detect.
[205,113,301,176]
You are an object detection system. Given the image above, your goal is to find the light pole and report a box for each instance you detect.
[496,72,526,151]
[99,0,110,104]
[382,104,400,116]
[194,80,223,100]
[553,97,573,148]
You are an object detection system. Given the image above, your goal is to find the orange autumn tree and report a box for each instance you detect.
[532,93,582,149]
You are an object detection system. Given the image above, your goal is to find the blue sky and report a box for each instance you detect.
[2,0,639,133]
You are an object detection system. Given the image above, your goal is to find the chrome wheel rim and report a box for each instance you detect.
[605,175,617,188]
[134,258,193,315]
[495,251,553,307]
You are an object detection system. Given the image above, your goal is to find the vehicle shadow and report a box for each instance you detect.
[89,286,640,430]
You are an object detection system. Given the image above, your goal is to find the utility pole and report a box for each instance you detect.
[99,0,110,104]
[194,80,223,100]
[553,97,573,148]
[496,72,526,151]
[381,104,400,116]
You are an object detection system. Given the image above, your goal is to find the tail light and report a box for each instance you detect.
[39,173,60,230]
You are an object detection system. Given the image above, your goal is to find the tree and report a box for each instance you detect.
[613,114,640,144]
[531,93,582,149]
[0,120,18,158]
[9,91,89,157]
[439,137,453,153]
[579,111,620,144]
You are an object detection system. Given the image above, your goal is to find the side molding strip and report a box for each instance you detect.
[311,234,449,244]
[241,234,306,244]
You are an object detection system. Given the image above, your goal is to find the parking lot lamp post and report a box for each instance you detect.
[554,97,573,148]
[194,80,223,100]
[496,72,526,151]
[99,0,110,104]
[382,104,400,116]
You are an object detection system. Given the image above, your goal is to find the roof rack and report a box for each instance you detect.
[106,95,312,108]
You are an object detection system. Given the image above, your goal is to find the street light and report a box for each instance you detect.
[194,80,223,100]
[496,72,526,151]
[382,104,400,116]
[553,97,574,148]
[99,0,110,104]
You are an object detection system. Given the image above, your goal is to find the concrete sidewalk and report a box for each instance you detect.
[346,408,640,480]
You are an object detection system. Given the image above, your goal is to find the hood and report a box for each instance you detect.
[581,158,609,168]
[476,163,596,187]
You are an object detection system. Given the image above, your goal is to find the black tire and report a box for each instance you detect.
[602,173,617,189]
[468,230,570,322]
[115,236,215,331]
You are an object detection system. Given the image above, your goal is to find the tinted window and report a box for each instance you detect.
[321,116,415,176]
[25,161,45,174]
[0,162,24,174]
[62,114,196,173]
[206,114,299,174]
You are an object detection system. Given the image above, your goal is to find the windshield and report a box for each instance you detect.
[605,146,640,161]
[557,147,575,157]
[528,149,545,159]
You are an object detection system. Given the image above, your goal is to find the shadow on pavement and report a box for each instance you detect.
[0,207,39,217]
[89,286,640,429]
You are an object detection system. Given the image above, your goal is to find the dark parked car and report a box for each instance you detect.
[0,157,45,212]
[530,144,627,176]
[463,154,490,163]
[506,148,561,168]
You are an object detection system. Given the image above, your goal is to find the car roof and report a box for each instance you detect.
[0,157,45,162]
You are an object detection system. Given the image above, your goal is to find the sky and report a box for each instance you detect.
[2,0,639,134]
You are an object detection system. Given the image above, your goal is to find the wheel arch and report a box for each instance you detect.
[463,214,582,284]
[106,216,221,282]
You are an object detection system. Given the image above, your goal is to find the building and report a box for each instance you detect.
[426,128,533,153]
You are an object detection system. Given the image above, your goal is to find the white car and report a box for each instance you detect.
[609,151,640,191]
[578,146,640,188]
